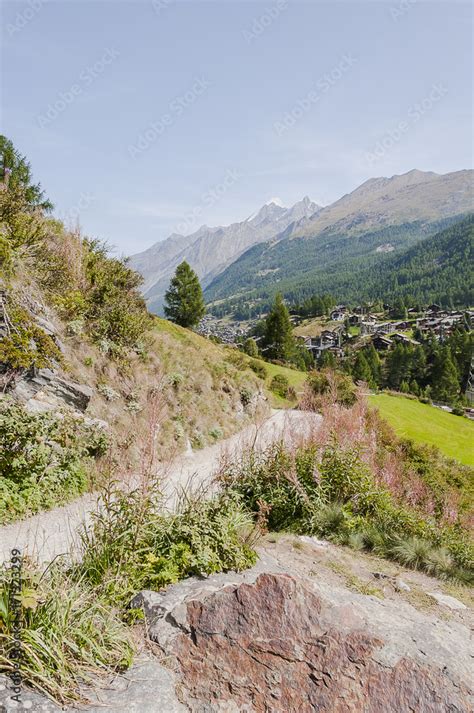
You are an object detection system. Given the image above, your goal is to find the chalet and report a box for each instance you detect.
[330,309,346,322]
[391,333,420,346]
[302,329,342,360]
[372,334,393,351]
[348,314,360,326]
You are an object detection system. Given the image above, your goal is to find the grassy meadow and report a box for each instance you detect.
[370,393,474,466]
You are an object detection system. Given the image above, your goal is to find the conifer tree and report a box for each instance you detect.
[431,347,460,404]
[164,261,206,328]
[352,351,372,385]
[262,294,295,361]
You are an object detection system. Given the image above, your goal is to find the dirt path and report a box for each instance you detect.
[0,409,321,565]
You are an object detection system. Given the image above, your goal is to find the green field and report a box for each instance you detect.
[370,393,474,467]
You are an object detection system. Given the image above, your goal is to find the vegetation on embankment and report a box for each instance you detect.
[0,136,268,521]
[1,374,473,706]
[220,379,474,586]
[0,400,108,524]
[369,393,474,466]
[0,487,257,704]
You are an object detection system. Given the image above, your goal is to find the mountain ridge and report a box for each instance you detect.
[130,196,321,313]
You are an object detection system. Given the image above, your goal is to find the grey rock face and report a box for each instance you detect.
[10,368,92,413]
[0,657,186,713]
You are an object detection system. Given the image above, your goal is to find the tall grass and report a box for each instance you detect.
[0,561,133,704]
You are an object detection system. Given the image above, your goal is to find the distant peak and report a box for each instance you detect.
[266,197,286,207]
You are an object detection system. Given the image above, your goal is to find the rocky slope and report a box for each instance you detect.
[129,197,320,313]
[3,536,471,712]
[0,274,268,473]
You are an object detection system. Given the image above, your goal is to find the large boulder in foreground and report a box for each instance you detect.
[133,563,472,712]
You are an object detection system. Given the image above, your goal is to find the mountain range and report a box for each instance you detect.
[130,196,320,313]
[130,169,473,315]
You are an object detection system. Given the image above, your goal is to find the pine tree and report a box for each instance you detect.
[262,294,295,361]
[352,351,372,384]
[364,344,381,386]
[431,347,460,404]
[164,261,206,328]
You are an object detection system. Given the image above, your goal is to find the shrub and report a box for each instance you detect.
[240,385,254,407]
[242,338,259,358]
[305,369,357,409]
[219,431,474,582]
[77,486,257,607]
[249,359,267,379]
[0,301,62,375]
[209,426,224,440]
[270,373,290,398]
[0,400,107,523]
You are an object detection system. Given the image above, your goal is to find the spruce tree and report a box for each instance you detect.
[431,347,460,404]
[364,344,381,386]
[353,351,372,385]
[262,294,295,361]
[164,261,206,328]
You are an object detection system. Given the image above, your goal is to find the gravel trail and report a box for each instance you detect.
[0,409,321,564]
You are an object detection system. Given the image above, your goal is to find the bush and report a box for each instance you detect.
[305,369,357,408]
[242,338,259,358]
[77,487,258,607]
[220,436,474,583]
[270,373,290,398]
[0,301,62,375]
[0,400,107,523]
[249,359,267,379]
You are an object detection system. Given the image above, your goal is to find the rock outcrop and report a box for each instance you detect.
[133,558,473,712]
[10,367,93,413]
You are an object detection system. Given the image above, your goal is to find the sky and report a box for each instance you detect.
[1,0,473,255]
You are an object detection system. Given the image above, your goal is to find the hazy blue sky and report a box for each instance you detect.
[1,0,472,254]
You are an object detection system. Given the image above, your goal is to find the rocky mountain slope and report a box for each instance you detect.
[204,169,474,310]
[129,197,320,313]
[293,168,473,238]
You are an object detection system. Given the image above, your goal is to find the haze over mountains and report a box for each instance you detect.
[131,169,474,315]
[130,196,320,313]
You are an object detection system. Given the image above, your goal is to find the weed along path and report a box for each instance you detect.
[0,409,321,565]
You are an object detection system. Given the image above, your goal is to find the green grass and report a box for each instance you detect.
[370,393,474,466]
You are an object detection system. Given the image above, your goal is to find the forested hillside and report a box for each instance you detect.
[207,215,471,317]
